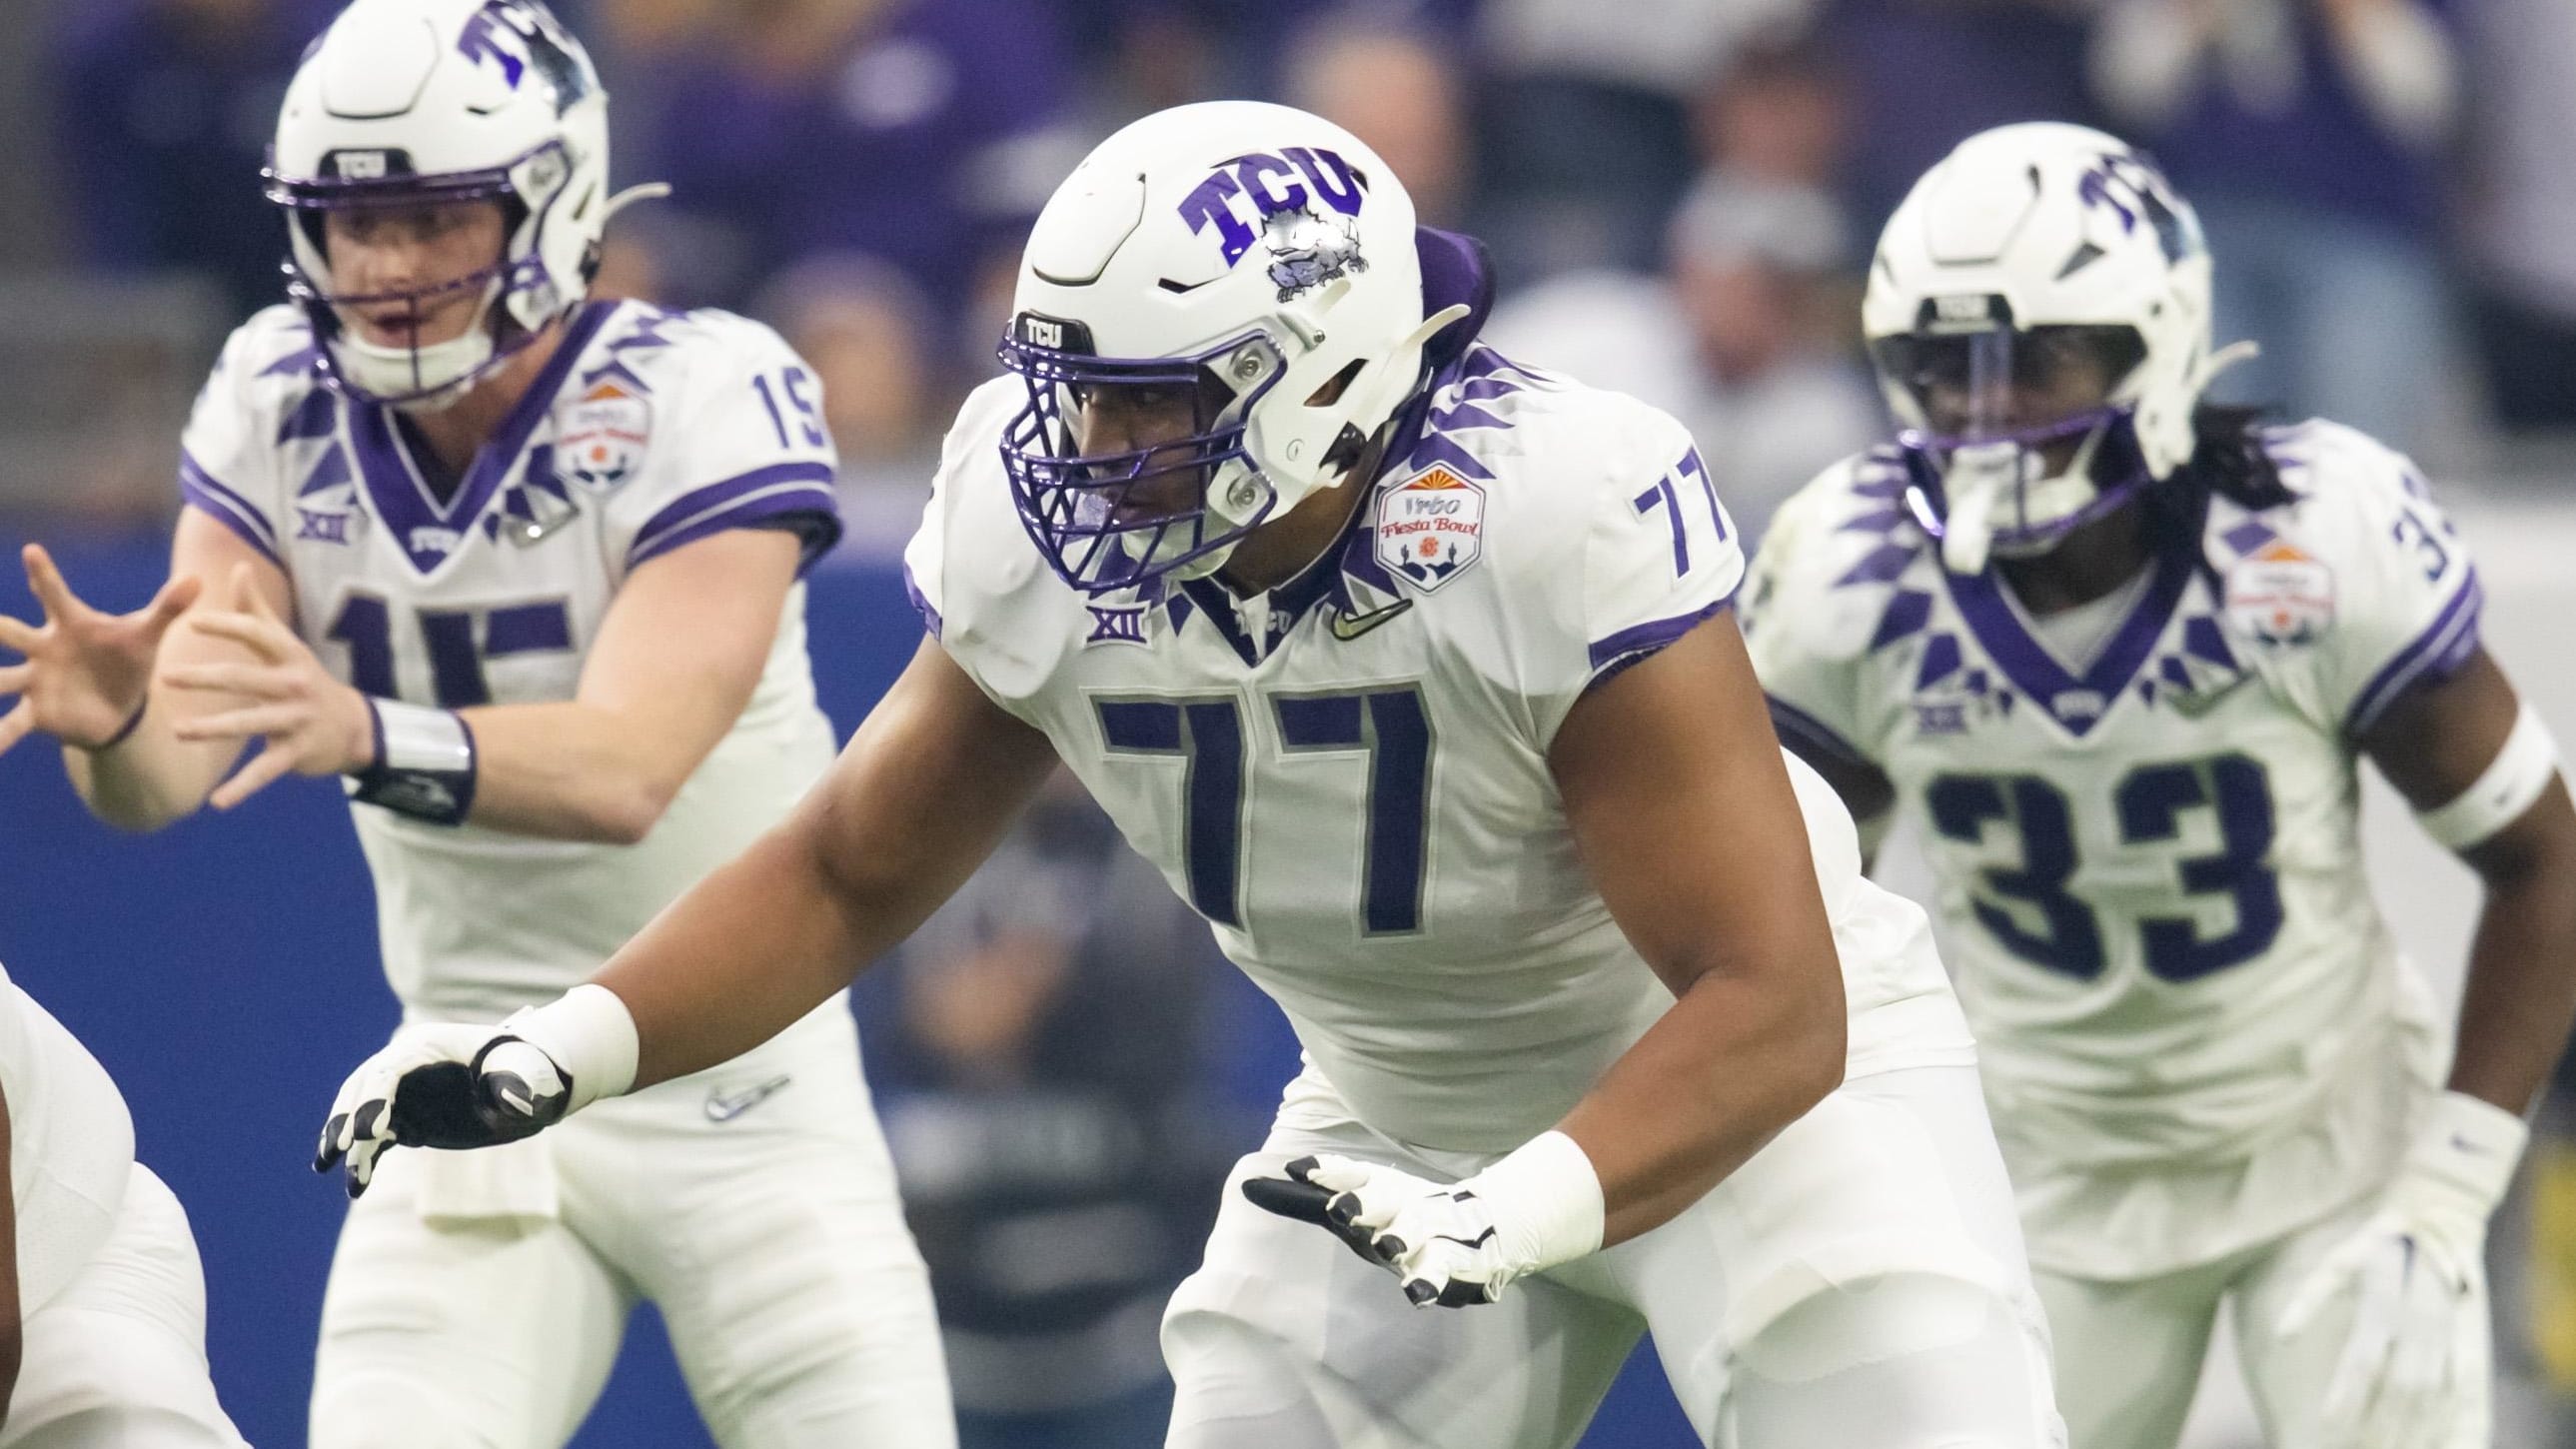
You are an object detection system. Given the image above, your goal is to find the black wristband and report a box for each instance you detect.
[347,699,477,825]
[95,695,150,750]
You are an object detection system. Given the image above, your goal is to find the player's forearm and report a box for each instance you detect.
[592,819,877,1086]
[1559,959,1847,1247]
[453,702,694,844]
[2448,790,2576,1114]
[61,713,232,832]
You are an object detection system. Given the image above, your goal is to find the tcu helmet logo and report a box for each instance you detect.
[2076,152,2196,264]
[1177,148,1368,268]
[456,1,591,111]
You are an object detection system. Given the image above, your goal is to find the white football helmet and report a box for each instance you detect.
[997,100,1466,593]
[264,0,628,409]
[1863,122,2254,573]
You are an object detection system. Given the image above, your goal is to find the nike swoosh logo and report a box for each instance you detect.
[704,1074,792,1123]
[1328,599,1413,642]
[2168,672,2254,719]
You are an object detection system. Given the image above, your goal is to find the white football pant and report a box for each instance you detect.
[1163,1056,2065,1449]
[310,1013,954,1448]
[2038,1189,2486,1449]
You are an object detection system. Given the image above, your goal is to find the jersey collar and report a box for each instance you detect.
[1940,537,2196,738]
[347,301,616,577]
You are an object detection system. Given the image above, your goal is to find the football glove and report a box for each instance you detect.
[1242,1131,1603,1309]
[314,984,638,1197]
[2275,1090,2526,1449]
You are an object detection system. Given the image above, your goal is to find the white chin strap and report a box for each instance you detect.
[1939,443,2095,575]
[333,327,497,413]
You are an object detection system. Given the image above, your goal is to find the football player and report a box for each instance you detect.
[0,2,951,1444]
[0,954,247,1448]
[314,100,2066,1447]
[1744,122,2576,1449]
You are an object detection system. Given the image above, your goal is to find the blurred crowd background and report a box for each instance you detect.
[9,0,2576,536]
[7,0,2576,1446]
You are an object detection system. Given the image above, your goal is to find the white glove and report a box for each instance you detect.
[2275,1090,2526,1449]
[313,985,640,1197]
[1241,1131,1604,1308]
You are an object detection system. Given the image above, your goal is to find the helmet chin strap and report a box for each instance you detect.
[1937,425,2111,576]
[2190,339,2261,398]
[1938,337,2263,574]
[602,182,670,224]
[338,328,494,415]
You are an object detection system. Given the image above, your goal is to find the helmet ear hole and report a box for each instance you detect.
[1320,423,1370,474]
[1307,358,1367,408]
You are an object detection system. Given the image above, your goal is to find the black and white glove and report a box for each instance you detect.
[1242,1131,1604,1308]
[313,985,639,1197]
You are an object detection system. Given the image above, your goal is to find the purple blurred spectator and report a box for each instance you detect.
[2093,0,2463,453]
[1694,34,1849,189]
[611,0,1087,320]
[1475,0,1821,281]
[1283,14,1472,227]
[53,0,337,317]
[1485,173,1879,539]
[756,254,945,555]
[1822,0,2100,237]
[2460,0,2576,433]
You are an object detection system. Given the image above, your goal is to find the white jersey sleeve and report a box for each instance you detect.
[599,311,842,581]
[2241,420,2482,736]
[900,376,1071,715]
[1740,448,1913,769]
[1508,390,1746,743]
[176,305,316,567]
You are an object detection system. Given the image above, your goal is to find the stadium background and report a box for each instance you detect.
[4,0,2576,1444]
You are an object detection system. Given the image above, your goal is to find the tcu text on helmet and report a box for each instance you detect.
[1177,149,1369,267]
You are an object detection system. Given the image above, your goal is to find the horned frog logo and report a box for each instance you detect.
[1263,205,1368,303]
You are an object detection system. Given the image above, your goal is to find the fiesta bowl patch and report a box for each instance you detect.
[558,381,651,492]
[2225,540,2335,646]
[1377,465,1485,592]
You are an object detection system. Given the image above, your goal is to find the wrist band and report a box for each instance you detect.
[1471,1130,1607,1275]
[347,699,477,825]
[95,696,150,750]
[2410,1089,2528,1216]
[499,984,642,1114]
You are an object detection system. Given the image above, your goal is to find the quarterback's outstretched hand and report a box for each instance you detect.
[1242,1133,1604,1309]
[2274,1091,2526,1449]
[314,985,641,1197]
[0,543,201,757]
[164,564,374,809]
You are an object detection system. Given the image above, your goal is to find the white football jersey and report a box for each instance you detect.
[1746,421,2475,1272]
[907,343,1959,1155]
[0,959,138,1315]
[178,302,842,1021]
